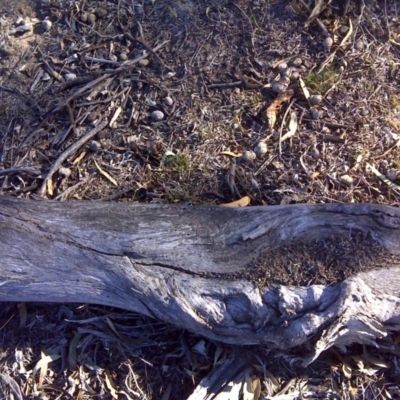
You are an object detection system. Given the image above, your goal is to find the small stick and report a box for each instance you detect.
[208,81,242,89]
[38,119,108,197]
[54,179,88,201]
[227,159,241,200]
[84,56,121,66]
[18,41,168,149]
[279,98,296,156]
[0,167,42,176]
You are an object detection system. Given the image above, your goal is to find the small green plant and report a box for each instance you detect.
[163,152,190,174]
[389,93,400,110]
[303,67,337,94]
[173,153,190,173]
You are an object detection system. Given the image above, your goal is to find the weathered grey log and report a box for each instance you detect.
[0,197,399,364]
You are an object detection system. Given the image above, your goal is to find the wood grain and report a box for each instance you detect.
[0,197,399,363]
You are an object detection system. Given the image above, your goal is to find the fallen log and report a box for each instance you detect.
[0,197,399,364]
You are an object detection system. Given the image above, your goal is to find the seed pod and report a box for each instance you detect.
[42,20,52,31]
[87,13,96,24]
[254,142,268,156]
[309,94,323,105]
[150,110,164,122]
[241,150,256,162]
[323,36,333,51]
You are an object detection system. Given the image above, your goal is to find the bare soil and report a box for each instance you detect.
[1,0,400,398]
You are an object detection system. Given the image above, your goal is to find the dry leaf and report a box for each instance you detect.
[316,18,330,37]
[109,106,122,128]
[299,77,310,100]
[366,163,400,193]
[339,18,353,47]
[363,348,391,368]
[352,153,363,171]
[342,363,352,379]
[266,109,277,129]
[32,350,61,387]
[243,370,261,400]
[221,196,251,207]
[105,316,142,345]
[271,57,294,68]
[310,171,320,180]
[280,111,298,142]
[68,332,81,370]
[106,316,124,341]
[304,0,329,27]
[94,160,118,187]
[263,369,280,397]
[252,377,261,400]
[352,355,383,376]
[46,178,54,196]
[73,151,86,164]
[104,369,119,400]
[220,151,243,158]
[265,90,294,128]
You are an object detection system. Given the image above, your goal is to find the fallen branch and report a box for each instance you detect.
[0,199,399,365]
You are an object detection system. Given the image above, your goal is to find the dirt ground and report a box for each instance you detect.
[1,0,400,398]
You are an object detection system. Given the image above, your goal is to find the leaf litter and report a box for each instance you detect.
[1,0,400,398]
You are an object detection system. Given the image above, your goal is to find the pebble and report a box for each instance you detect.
[150,110,164,121]
[126,135,138,149]
[241,150,256,162]
[138,58,149,67]
[42,20,52,31]
[323,36,333,50]
[309,94,323,105]
[355,39,364,51]
[282,67,292,78]
[254,142,268,156]
[277,63,287,71]
[86,112,97,123]
[340,174,353,187]
[41,72,51,81]
[164,96,173,106]
[90,140,101,152]
[64,73,77,81]
[387,170,398,181]
[291,70,300,80]
[119,52,128,61]
[146,98,157,107]
[87,13,96,24]
[80,13,88,22]
[59,167,71,178]
[290,57,302,67]
[311,109,320,119]
[272,78,289,94]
